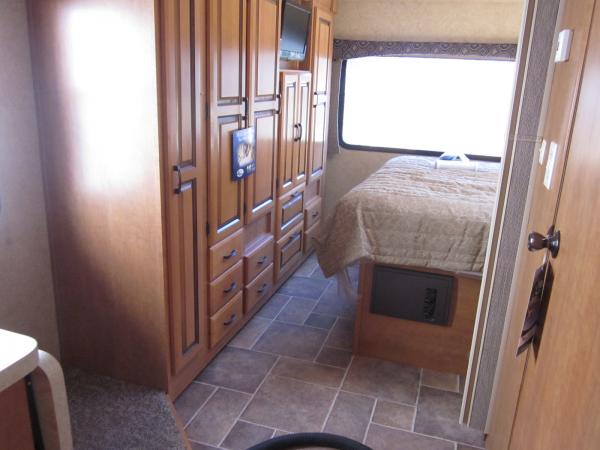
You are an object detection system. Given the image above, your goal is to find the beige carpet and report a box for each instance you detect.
[65,369,186,450]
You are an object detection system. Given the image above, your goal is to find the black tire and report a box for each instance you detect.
[245,432,373,450]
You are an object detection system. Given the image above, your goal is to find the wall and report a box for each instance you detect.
[0,0,60,357]
[324,0,526,222]
[335,0,524,43]
[466,0,560,430]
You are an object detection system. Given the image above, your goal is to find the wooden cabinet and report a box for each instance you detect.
[278,71,312,195]
[207,0,247,245]
[29,0,331,400]
[245,0,281,224]
[306,7,334,183]
[163,0,209,374]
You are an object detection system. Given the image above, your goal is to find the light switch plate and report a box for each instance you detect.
[544,141,558,189]
[555,29,573,62]
[539,139,547,165]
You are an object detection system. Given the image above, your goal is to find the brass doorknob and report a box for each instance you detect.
[527,226,560,258]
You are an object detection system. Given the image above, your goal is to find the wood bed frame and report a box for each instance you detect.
[354,263,482,375]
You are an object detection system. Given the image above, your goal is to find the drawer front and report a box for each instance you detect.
[305,178,321,204]
[244,236,274,283]
[209,229,244,280]
[304,220,321,254]
[209,261,243,315]
[276,186,305,238]
[275,222,304,280]
[304,197,322,230]
[210,291,244,348]
[245,263,274,312]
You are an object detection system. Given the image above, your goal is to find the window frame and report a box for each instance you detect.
[338,58,504,162]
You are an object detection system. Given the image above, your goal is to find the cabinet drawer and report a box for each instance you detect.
[209,261,243,315]
[276,186,304,238]
[210,291,244,348]
[304,220,321,254]
[209,229,244,280]
[304,197,322,230]
[275,222,304,280]
[244,236,274,283]
[245,263,274,312]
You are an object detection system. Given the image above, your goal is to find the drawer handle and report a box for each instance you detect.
[257,255,268,265]
[223,314,237,326]
[223,282,237,294]
[288,232,301,243]
[312,211,319,218]
[223,249,237,260]
[291,191,302,199]
[257,283,268,294]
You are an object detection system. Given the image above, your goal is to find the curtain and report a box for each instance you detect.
[333,39,518,61]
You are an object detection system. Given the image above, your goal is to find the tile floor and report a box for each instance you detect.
[175,255,485,450]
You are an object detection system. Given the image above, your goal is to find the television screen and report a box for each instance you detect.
[280,1,311,61]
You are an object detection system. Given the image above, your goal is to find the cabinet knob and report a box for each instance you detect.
[223,249,238,260]
[223,282,237,294]
[223,314,237,326]
[257,283,268,294]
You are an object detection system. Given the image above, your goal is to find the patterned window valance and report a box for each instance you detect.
[333,39,518,61]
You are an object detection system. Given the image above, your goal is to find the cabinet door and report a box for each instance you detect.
[163,0,208,372]
[294,72,311,186]
[308,7,333,182]
[207,0,247,244]
[277,73,299,195]
[245,0,281,223]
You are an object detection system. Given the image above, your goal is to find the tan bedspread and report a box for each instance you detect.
[314,156,500,277]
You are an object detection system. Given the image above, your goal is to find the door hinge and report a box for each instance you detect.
[205,102,209,118]
[206,222,210,235]
[243,203,247,214]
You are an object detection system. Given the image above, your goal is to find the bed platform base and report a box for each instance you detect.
[354,263,481,375]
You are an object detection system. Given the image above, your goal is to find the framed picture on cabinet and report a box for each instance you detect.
[232,127,256,180]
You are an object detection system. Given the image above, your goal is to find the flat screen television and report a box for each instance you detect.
[280,1,311,61]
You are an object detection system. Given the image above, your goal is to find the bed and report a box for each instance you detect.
[314,155,500,278]
[314,155,500,374]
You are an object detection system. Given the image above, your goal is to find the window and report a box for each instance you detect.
[339,56,516,161]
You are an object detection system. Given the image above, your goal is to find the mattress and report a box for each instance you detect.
[314,156,500,277]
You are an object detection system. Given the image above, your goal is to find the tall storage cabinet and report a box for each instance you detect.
[28,0,333,399]
[163,0,209,383]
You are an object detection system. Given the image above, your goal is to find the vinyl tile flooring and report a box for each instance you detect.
[175,255,485,450]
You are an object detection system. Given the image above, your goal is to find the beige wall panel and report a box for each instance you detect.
[0,0,60,357]
[335,0,524,43]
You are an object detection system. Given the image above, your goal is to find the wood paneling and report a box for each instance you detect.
[28,0,170,389]
[307,8,334,182]
[304,197,322,230]
[278,70,312,195]
[244,236,274,282]
[304,220,321,255]
[0,380,35,450]
[246,111,278,222]
[489,2,600,448]
[245,263,274,311]
[209,229,245,280]
[208,0,247,244]
[209,261,244,315]
[275,184,305,238]
[210,291,244,347]
[162,0,209,375]
[278,72,300,194]
[275,221,304,281]
[355,263,481,374]
[245,0,281,224]
[295,72,311,186]
[486,0,597,447]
